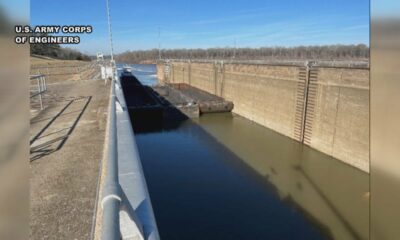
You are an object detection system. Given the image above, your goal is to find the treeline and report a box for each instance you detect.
[116,44,369,63]
[30,34,91,61]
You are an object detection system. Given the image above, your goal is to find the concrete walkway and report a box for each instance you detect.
[30,80,109,239]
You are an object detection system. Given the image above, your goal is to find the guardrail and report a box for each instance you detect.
[30,75,47,110]
[101,78,121,239]
[100,66,160,240]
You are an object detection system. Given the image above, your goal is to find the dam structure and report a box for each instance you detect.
[157,60,370,173]
[107,62,369,239]
[29,59,369,240]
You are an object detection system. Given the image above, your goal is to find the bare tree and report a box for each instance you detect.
[115,44,369,63]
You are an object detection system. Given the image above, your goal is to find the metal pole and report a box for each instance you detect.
[37,77,43,110]
[106,0,115,62]
[40,77,43,94]
[42,76,47,91]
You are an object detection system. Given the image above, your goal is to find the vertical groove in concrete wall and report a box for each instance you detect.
[188,61,192,85]
[158,61,369,172]
[171,64,174,83]
[293,66,308,142]
[221,63,225,97]
[303,69,319,146]
[303,68,369,172]
[156,63,165,82]
[214,63,218,95]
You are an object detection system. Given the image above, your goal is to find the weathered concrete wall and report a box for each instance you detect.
[158,61,369,172]
[30,61,99,83]
[163,62,307,141]
[189,62,216,93]
[156,62,165,82]
[303,67,369,172]
[222,63,306,141]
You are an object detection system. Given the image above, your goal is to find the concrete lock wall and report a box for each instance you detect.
[156,63,165,82]
[303,67,369,172]
[157,61,369,172]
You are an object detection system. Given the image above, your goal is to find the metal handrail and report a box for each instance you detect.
[101,79,122,239]
[30,75,47,110]
[100,66,160,240]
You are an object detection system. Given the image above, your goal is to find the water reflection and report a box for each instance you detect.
[136,113,369,240]
[194,113,369,240]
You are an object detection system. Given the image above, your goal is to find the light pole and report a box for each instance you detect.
[106,0,114,63]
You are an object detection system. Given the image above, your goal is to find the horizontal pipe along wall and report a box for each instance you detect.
[158,61,369,172]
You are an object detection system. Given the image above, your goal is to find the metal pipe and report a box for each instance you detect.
[100,68,159,239]
[101,198,120,240]
[37,76,43,110]
[43,75,47,91]
[101,79,122,240]
[107,81,118,183]
[114,73,160,239]
[30,75,47,110]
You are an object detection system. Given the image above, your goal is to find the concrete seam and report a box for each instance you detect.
[331,71,343,157]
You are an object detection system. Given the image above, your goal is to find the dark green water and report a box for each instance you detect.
[136,113,369,240]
